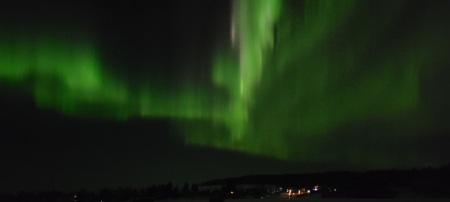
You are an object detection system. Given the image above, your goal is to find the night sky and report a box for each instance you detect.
[1,0,450,193]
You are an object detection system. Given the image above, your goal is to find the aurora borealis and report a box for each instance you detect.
[185,0,450,166]
[1,0,450,192]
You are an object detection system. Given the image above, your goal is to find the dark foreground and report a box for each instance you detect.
[1,165,449,201]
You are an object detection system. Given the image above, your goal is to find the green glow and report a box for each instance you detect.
[184,0,448,167]
[0,34,212,120]
[1,0,449,168]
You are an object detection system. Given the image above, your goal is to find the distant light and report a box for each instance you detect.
[307,190,310,194]
[231,191,234,194]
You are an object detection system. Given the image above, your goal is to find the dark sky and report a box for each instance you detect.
[0,87,325,192]
[1,0,450,193]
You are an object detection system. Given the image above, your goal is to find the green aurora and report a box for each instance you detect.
[1,0,449,168]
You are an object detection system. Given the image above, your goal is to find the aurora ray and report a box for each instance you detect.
[183,0,450,167]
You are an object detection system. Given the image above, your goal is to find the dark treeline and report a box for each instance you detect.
[0,182,200,202]
[204,164,450,198]
[1,164,450,201]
